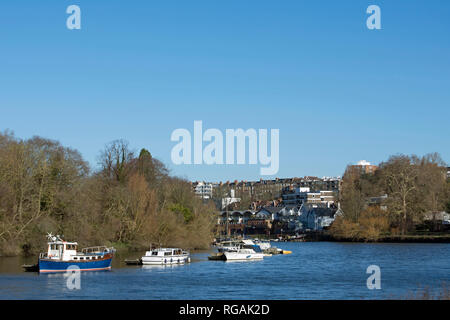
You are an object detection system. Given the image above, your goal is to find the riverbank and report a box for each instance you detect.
[309,232,450,243]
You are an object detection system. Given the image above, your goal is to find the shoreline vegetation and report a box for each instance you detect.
[328,153,450,242]
[247,232,450,243]
[317,232,450,243]
[0,131,215,257]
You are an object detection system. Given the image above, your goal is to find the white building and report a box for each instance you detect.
[298,203,338,231]
[282,187,310,205]
[282,187,336,206]
[194,182,214,199]
[221,189,240,210]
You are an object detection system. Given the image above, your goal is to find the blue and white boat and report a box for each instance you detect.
[37,234,115,273]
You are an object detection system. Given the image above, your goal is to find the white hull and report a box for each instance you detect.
[224,251,264,261]
[141,255,190,265]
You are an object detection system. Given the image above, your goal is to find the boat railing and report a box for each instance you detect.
[39,252,48,259]
[81,246,110,254]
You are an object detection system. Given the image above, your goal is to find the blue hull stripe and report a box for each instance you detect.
[39,258,112,273]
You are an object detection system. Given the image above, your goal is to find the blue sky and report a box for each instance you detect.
[1,0,449,182]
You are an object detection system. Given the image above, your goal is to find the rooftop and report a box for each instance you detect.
[357,160,372,166]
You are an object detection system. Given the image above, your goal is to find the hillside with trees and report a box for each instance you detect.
[0,131,215,256]
[330,153,450,241]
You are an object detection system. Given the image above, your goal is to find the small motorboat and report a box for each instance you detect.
[223,240,264,261]
[36,233,115,273]
[141,248,190,265]
[216,240,240,253]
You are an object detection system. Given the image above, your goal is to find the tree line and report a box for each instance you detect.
[330,153,450,241]
[0,131,215,256]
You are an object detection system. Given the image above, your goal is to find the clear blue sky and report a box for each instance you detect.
[1,0,449,182]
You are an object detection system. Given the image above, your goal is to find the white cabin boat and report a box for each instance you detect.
[223,240,265,261]
[141,248,190,265]
[216,240,241,253]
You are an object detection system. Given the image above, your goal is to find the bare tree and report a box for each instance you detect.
[379,155,419,234]
[99,139,134,183]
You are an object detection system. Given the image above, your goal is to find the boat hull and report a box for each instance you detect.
[38,256,113,273]
[224,252,264,261]
[141,255,190,265]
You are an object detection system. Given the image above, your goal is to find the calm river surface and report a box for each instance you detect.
[1,242,449,299]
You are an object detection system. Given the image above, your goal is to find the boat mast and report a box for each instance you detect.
[226,201,229,238]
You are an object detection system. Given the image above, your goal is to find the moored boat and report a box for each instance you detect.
[223,240,264,261]
[37,234,115,273]
[216,240,240,253]
[141,248,190,265]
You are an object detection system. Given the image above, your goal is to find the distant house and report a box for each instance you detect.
[299,203,338,230]
[217,203,341,236]
[255,206,282,220]
[218,210,256,225]
[368,194,388,211]
[274,205,300,221]
[424,212,450,224]
[273,205,302,232]
[246,207,276,235]
[422,211,450,231]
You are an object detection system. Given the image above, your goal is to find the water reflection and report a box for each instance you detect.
[224,260,263,264]
[141,264,186,270]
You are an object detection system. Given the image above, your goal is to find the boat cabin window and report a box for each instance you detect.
[74,257,78,260]
[152,251,158,256]
[164,252,172,256]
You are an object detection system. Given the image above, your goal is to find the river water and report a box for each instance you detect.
[1,242,449,299]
